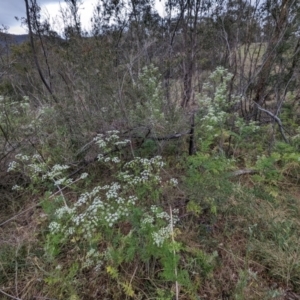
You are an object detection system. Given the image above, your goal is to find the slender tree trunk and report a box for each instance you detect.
[253,0,291,119]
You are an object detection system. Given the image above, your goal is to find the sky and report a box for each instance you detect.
[0,0,165,35]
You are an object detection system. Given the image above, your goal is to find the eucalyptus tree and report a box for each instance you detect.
[63,0,83,38]
[162,0,213,107]
[253,0,300,114]
[211,0,300,124]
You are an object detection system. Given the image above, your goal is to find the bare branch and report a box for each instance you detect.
[229,169,258,177]
[24,0,58,103]
[254,103,289,143]
[0,288,22,300]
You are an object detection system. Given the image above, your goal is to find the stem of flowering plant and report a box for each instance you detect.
[49,176,83,199]
[169,206,179,300]
[52,178,69,207]
[50,173,86,205]
[129,140,135,158]
[129,266,138,286]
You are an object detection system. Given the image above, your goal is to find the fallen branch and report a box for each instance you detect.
[0,288,22,300]
[149,131,190,141]
[228,169,258,177]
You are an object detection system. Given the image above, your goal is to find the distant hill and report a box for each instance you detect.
[0,33,29,47]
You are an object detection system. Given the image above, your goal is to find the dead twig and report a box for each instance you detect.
[254,103,289,143]
[0,289,22,300]
[228,169,258,177]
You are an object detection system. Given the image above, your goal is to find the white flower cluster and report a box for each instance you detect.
[49,221,61,233]
[111,157,121,163]
[54,178,73,186]
[95,138,107,149]
[198,67,235,131]
[142,205,179,247]
[152,225,174,247]
[7,161,18,172]
[115,140,130,146]
[105,130,120,141]
[94,262,103,273]
[43,164,69,181]
[98,156,121,163]
[7,153,72,192]
[94,130,121,147]
[106,182,121,199]
[12,184,24,191]
[142,215,154,225]
[169,178,178,187]
[55,206,75,219]
[32,153,42,160]
[50,178,138,238]
[131,64,168,130]
[119,156,165,186]
[0,96,31,121]
[94,131,129,164]
[20,101,30,109]
[7,153,46,189]
[82,248,103,270]
[29,163,45,174]
[15,154,30,161]
[80,172,88,179]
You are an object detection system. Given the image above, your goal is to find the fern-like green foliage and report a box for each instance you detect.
[7,131,215,298]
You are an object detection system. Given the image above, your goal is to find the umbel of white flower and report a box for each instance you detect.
[142,205,179,247]
[7,131,180,270]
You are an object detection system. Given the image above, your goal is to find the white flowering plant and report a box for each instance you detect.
[94,130,131,158]
[7,131,198,295]
[0,95,30,123]
[7,152,75,193]
[129,64,182,137]
[143,206,177,246]
[196,67,236,153]
[0,95,47,149]
[8,131,213,296]
[196,67,262,156]
[199,67,234,127]
[134,64,166,128]
[46,152,182,275]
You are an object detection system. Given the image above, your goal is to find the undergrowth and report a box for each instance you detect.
[1,67,300,299]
